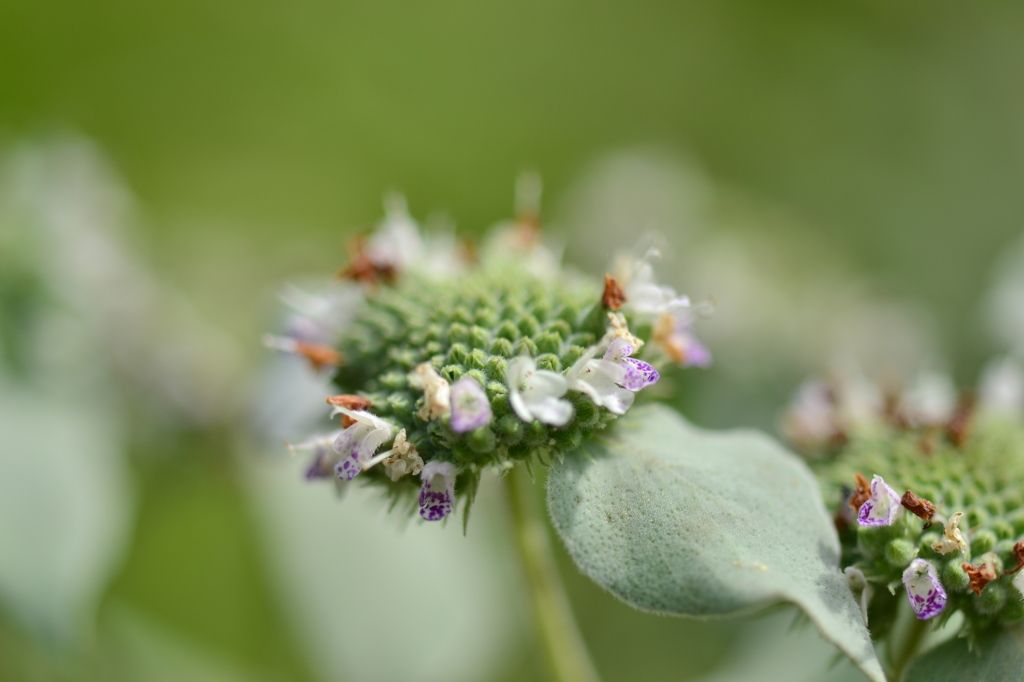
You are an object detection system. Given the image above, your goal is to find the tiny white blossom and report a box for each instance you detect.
[931,511,968,554]
[329,407,398,481]
[900,369,957,426]
[449,376,493,432]
[978,356,1024,418]
[618,248,686,316]
[380,429,424,482]
[408,362,452,421]
[783,380,837,450]
[507,356,573,426]
[567,338,659,415]
[366,193,423,272]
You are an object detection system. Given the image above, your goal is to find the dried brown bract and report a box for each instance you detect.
[962,560,998,596]
[601,274,627,311]
[946,393,975,448]
[294,342,344,372]
[1004,541,1024,576]
[337,236,397,286]
[327,394,372,426]
[849,472,871,512]
[900,490,936,522]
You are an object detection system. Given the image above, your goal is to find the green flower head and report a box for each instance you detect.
[267,182,711,523]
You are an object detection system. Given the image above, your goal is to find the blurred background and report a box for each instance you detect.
[3,1,1024,681]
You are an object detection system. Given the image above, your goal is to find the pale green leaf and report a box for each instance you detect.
[903,626,1024,682]
[548,404,885,682]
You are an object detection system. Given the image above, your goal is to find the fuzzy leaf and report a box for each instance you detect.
[548,404,885,682]
[903,626,1024,682]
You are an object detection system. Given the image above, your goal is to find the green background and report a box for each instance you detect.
[3,1,1023,680]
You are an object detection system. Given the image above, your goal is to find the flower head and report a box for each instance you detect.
[856,475,901,526]
[330,407,397,481]
[449,376,493,433]
[419,461,457,521]
[507,356,572,426]
[902,559,947,619]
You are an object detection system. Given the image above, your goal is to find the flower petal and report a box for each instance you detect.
[857,475,901,527]
[902,559,947,619]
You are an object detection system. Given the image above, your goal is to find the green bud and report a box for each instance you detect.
[885,538,918,568]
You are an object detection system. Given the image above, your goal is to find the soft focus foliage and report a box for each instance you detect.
[548,405,884,682]
[5,2,1024,680]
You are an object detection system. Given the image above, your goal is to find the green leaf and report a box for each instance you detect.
[547,404,885,682]
[903,626,1024,682]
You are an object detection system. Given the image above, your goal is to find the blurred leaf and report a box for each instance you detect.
[547,404,885,682]
[100,604,277,682]
[243,457,524,682]
[903,626,1024,682]
[0,384,132,645]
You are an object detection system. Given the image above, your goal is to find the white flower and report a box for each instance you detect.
[1014,570,1024,601]
[978,355,1024,418]
[380,429,424,482]
[567,338,659,415]
[931,511,968,554]
[651,301,713,368]
[365,193,423,272]
[408,362,451,421]
[902,559,947,620]
[419,460,457,521]
[506,356,573,426]
[900,369,957,426]
[329,407,397,481]
[618,248,686,316]
[782,380,837,450]
[856,475,901,526]
[449,376,492,433]
[286,432,344,480]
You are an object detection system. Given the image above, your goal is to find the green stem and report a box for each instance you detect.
[888,616,929,681]
[504,465,601,682]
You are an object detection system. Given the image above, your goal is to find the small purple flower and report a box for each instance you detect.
[450,376,493,433]
[857,474,901,526]
[604,338,660,390]
[903,559,947,619]
[419,461,457,521]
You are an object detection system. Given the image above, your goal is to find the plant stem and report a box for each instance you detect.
[503,465,601,682]
[888,616,929,681]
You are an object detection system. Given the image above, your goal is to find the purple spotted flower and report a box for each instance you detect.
[903,559,947,619]
[567,336,659,415]
[450,376,493,433]
[419,460,457,521]
[857,474,901,526]
[604,338,660,390]
[330,407,397,481]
